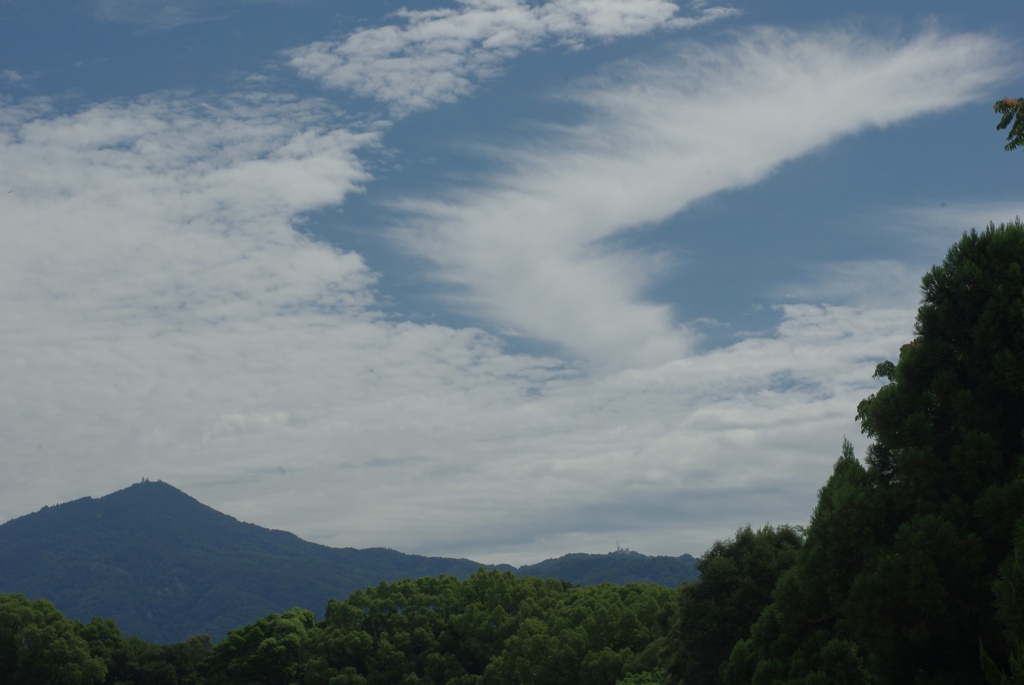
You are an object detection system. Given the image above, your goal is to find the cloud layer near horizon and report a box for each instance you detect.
[0,22,1015,565]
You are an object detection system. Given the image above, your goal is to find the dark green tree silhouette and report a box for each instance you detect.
[0,594,107,685]
[203,607,318,685]
[724,221,1024,684]
[667,524,802,685]
[982,517,1024,684]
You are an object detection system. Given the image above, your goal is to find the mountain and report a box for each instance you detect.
[0,480,492,643]
[0,481,696,643]
[517,549,698,587]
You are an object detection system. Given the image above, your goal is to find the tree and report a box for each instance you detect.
[616,670,668,685]
[667,524,803,685]
[995,98,1024,151]
[304,570,674,685]
[0,594,107,685]
[203,607,318,685]
[724,221,1024,684]
[982,516,1024,685]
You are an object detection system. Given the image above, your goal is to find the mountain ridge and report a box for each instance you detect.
[0,480,697,642]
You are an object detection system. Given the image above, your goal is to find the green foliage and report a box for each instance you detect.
[982,516,1024,685]
[723,221,1024,684]
[1,572,672,685]
[0,593,216,685]
[0,594,107,685]
[175,570,677,685]
[202,607,318,685]
[995,98,1024,151]
[616,669,668,685]
[667,524,802,685]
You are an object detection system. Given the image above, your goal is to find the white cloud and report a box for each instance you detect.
[220,302,913,565]
[0,85,918,565]
[775,260,923,309]
[896,202,1024,251]
[2,94,379,327]
[0,90,575,560]
[1,23,1010,567]
[285,0,737,117]
[394,27,1010,370]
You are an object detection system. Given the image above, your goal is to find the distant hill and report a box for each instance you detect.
[0,481,697,643]
[517,549,698,587]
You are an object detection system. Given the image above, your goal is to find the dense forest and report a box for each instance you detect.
[0,571,677,685]
[2,118,1023,684]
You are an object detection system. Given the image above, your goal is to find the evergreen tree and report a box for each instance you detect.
[724,221,1024,684]
[667,524,802,685]
[982,516,1024,685]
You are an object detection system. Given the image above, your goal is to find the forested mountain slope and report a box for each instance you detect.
[0,480,696,643]
[0,480,492,642]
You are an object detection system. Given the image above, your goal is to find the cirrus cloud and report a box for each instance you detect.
[393,27,1011,370]
[285,0,738,117]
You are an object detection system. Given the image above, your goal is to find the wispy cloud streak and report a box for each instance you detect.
[286,0,737,116]
[396,27,1010,369]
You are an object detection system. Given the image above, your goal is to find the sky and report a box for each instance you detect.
[1,0,1022,566]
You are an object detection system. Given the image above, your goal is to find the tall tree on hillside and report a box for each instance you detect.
[667,524,803,685]
[724,221,1024,684]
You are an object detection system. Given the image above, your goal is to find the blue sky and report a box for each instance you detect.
[2,0,1022,565]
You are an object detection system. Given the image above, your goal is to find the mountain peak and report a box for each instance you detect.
[99,478,209,511]
[0,484,697,643]
[0,483,490,642]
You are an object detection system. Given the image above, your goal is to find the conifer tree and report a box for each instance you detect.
[725,221,1024,684]
[668,524,802,685]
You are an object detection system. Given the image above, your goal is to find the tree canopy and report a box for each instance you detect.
[0,572,677,685]
[0,595,107,685]
[722,220,1024,685]
[668,524,803,685]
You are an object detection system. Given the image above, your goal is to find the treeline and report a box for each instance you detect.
[0,571,677,685]
[0,593,210,685]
